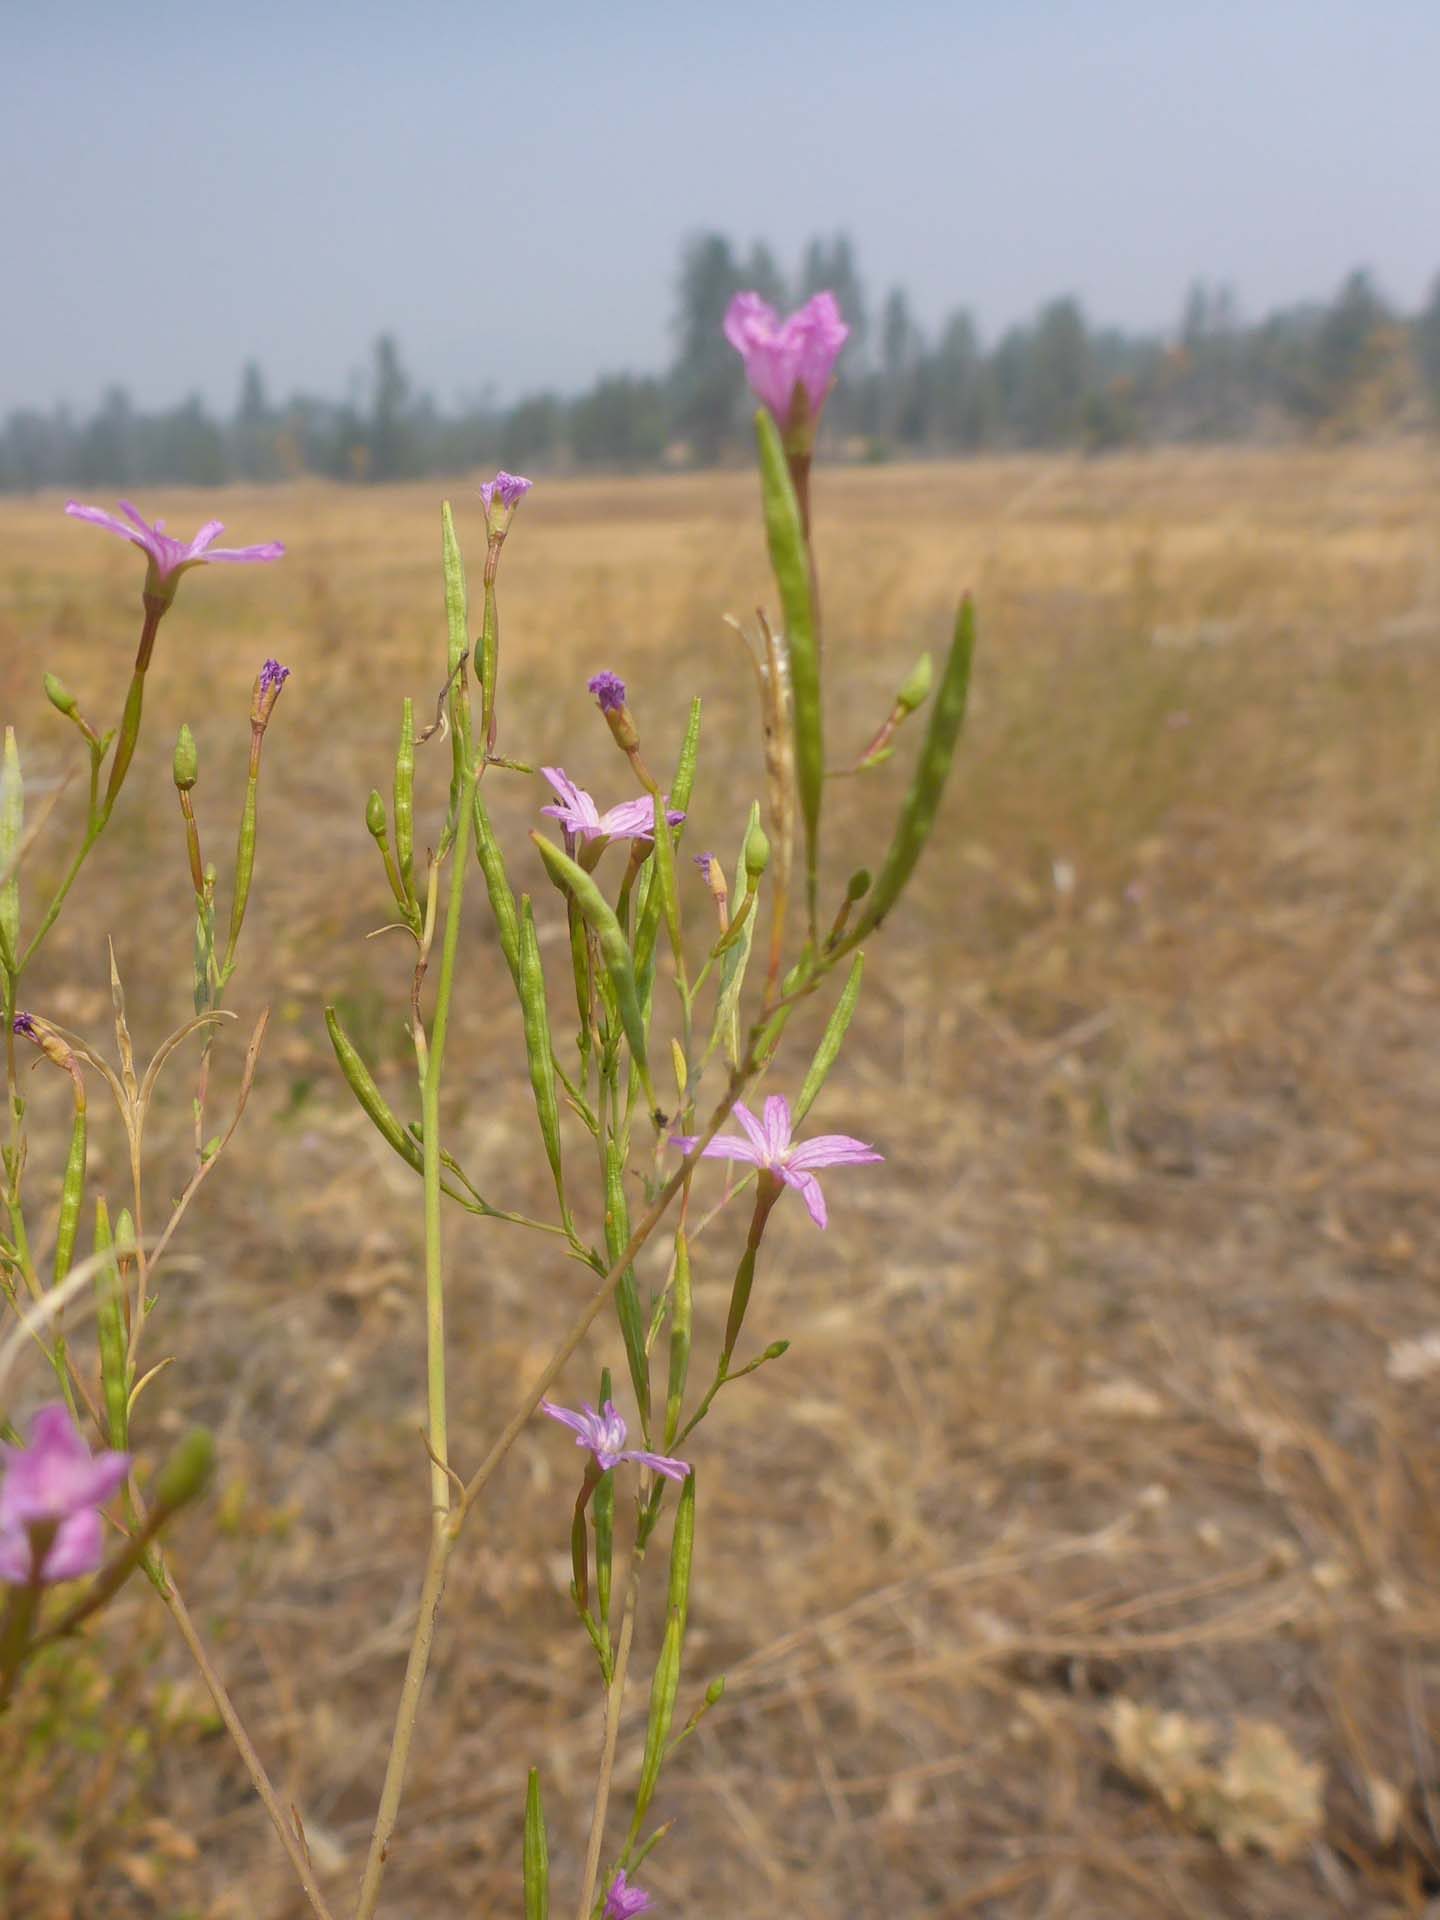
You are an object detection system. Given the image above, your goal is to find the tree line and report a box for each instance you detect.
[7,233,1440,491]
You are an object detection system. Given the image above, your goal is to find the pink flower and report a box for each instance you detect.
[723,291,849,435]
[541,1400,690,1483]
[603,1869,654,1918]
[0,1405,131,1586]
[540,768,684,846]
[478,470,532,523]
[673,1093,881,1230]
[65,500,283,595]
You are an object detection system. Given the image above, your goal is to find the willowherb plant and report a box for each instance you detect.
[0,291,973,1917]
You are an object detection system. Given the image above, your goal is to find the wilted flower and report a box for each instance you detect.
[587,671,627,714]
[723,291,849,442]
[540,768,683,846]
[673,1093,882,1229]
[603,1869,654,1919]
[65,500,283,603]
[541,1400,690,1482]
[0,1405,130,1586]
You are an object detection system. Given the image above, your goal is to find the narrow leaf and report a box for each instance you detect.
[0,727,21,966]
[523,1768,549,1920]
[853,596,975,940]
[532,834,651,1099]
[518,897,567,1213]
[755,411,822,925]
[794,952,864,1125]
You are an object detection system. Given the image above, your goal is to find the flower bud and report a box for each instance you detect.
[44,672,79,719]
[705,1676,726,1707]
[743,823,770,881]
[365,790,388,840]
[895,651,934,716]
[172,723,198,791]
[588,672,641,753]
[250,658,290,730]
[845,868,872,903]
[152,1428,217,1512]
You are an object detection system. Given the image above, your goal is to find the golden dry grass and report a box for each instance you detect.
[5,443,1440,1917]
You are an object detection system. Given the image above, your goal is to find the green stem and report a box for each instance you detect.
[352,758,478,1920]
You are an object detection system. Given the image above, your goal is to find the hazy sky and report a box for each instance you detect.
[5,0,1438,416]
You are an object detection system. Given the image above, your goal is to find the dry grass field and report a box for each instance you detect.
[4,442,1440,1918]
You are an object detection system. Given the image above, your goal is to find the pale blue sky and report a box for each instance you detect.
[4,0,1437,415]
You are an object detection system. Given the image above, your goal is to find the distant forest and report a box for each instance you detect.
[8,232,1440,492]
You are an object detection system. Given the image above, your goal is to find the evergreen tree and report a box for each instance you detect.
[671,232,746,462]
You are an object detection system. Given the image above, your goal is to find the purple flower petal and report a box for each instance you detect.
[761,1094,793,1162]
[603,1869,654,1919]
[784,1134,884,1173]
[41,1509,107,1583]
[588,671,627,713]
[0,1404,130,1586]
[66,499,283,583]
[781,1166,829,1229]
[729,1102,772,1159]
[618,1446,691,1483]
[724,290,850,430]
[693,1131,765,1169]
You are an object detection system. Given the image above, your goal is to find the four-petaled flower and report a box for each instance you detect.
[603,1869,654,1919]
[541,1400,690,1482]
[478,470,533,516]
[65,499,284,596]
[587,671,627,714]
[540,768,683,846]
[723,291,850,438]
[0,1405,131,1586]
[673,1093,882,1230]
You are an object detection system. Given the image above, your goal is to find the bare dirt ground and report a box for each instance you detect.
[4,444,1440,1918]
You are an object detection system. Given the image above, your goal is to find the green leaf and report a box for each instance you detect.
[523,1768,549,1920]
[441,501,470,678]
[755,411,822,926]
[794,952,864,1126]
[605,1136,651,1424]
[663,1231,692,1450]
[709,801,761,1068]
[532,834,652,1103]
[92,1198,129,1451]
[52,1106,87,1287]
[471,782,522,985]
[633,698,701,986]
[632,1473,696,1832]
[853,595,975,941]
[0,727,22,967]
[392,697,416,903]
[518,898,567,1216]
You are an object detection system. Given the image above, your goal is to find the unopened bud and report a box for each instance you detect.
[895,651,934,715]
[743,823,770,881]
[153,1428,217,1511]
[588,672,641,753]
[366,790,388,840]
[845,868,871,903]
[172,723,198,791]
[250,658,291,729]
[705,1676,726,1707]
[44,672,79,719]
[761,1339,790,1361]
